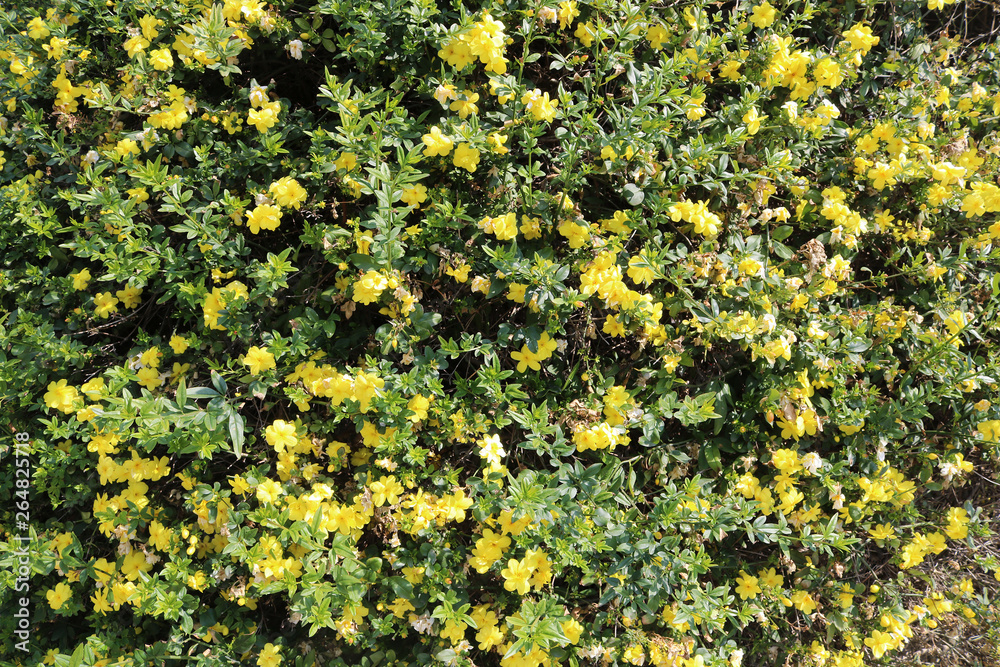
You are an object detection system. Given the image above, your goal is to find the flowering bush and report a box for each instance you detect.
[3,0,1000,665]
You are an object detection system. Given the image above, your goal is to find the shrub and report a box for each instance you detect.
[2,0,1000,665]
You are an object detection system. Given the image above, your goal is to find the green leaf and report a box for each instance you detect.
[701,443,721,471]
[67,642,95,667]
[772,240,794,259]
[211,370,228,394]
[845,338,871,353]
[623,183,645,206]
[231,634,256,654]
[228,409,245,459]
[772,225,793,241]
[176,377,187,408]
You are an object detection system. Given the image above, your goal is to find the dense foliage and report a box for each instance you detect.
[2,0,1000,665]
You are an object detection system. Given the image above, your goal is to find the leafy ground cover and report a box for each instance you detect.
[2,0,1000,665]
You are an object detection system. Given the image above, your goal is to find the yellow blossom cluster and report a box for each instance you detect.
[203,280,249,330]
[285,361,386,413]
[268,177,307,209]
[669,200,722,237]
[510,332,558,372]
[354,270,396,305]
[500,549,552,595]
[573,421,628,452]
[579,251,642,309]
[438,13,508,74]
[478,212,519,241]
[248,88,282,133]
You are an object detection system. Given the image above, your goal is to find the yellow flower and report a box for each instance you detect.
[148,48,173,71]
[487,132,509,154]
[758,567,784,588]
[402,566,425,584]
[268,177,307,209]
[139,14,161,41]
[945,507,970,539]
[69,269,90,291]
[789,590,816,614]
[749,1,776,28]
[400,183,428,207]
[647,24,668,49]
[449,92,479,118]
[149,103,188,129]
[899,539,926,569]
[743,106,764,135]
[669,200,721,236]
[46,582,72,610]
[453,143,481,172]
[928,0,957,12]
[388,597,416,618]
[257,642,281,667]
[433,82,457,105]
[777,414,806,440]
[574,21,595,47]
[500,557,533,595]
[521,88,559,122]
[27,17,50,40]
[115,138,140,159]
[353,270,389,304]
[735,571,761,599]
[686,102,706,121]
[558,219,591,248]
[868,523,896,541]
[561,618,584,644]
[623,644,645,665]
[243,346,276,375]
[93,292,119,318]
[814,58,843,89]
[44,380,80,413]
[124,35,150,58]
[603,315,626,337]
[116,285,143,309]
[256,479,284,505]
[169,335,189,354]
[864,630,894,659]
[90,587,112,614]
[89,432,121,456]
[370,475,404,506]
[720,60,742,80]
[868,162,897,191]
[511,332,558,372]
[136,366,163,389]
[839,422,864,435]
[265,420,298,453]
[842,23,880,53]
[334,152,357,171]
[558,1,580,29]
[944,309,967,336]
[446,263,471,283]
[471,275,491,294]
[421,126,453,157]
[479,434,506,466]
[248,101,281,133]
[246,204,282,234]
[230,475,250,495]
